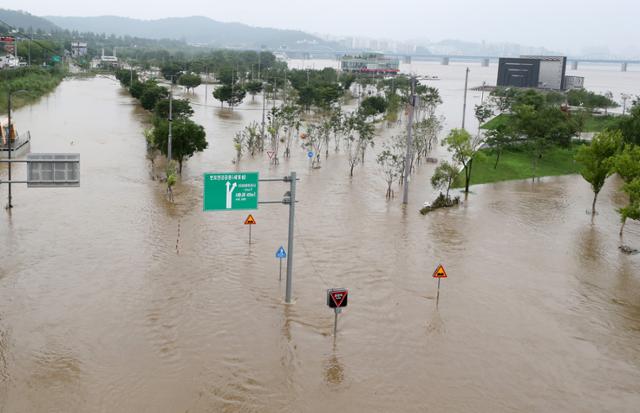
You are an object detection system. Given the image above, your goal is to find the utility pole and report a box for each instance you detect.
[4,89,27,208]
[205,65,208,104]
[621,93,630,115]
[272,78,277,108]
[261,82,266,145]
[284,70,287,104]
[402,77,418,205]
[258,49,261,80]
[285,171,296,304]
[6,92,13,209]
[462,67,470,129]
[168,79,173,165]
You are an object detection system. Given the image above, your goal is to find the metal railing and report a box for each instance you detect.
[0,131,30,151]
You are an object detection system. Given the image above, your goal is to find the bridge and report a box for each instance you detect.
[278,48,638,71]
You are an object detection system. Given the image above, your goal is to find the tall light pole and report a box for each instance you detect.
[462,67,470,129]
[168,78,173,166]
[204,65,208,104]
[621,93,631,115]
[5,89,28,209]
[261,81,266,147]
[402,76,418,205]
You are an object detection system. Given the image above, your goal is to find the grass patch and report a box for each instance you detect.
[481,113,511,130]
[482,113,621,133]
[582,115,620,132]
[0,66,66,114]
[454,145,583,187]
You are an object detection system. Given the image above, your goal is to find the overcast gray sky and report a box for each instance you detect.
[4,0,637,54]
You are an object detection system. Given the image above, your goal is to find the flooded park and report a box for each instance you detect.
[1,60,639,412]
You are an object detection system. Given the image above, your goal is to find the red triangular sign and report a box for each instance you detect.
[433,264,447,278]
[267,151,275,159]
[244,214,256,225]
[331,290,347,307]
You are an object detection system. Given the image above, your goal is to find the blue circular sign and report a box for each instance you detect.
[307,151,314,158]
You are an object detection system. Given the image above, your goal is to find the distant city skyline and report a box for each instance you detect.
[3,0,638,57]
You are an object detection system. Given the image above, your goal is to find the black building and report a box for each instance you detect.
[497,58,541,88]
[497,56,568,90]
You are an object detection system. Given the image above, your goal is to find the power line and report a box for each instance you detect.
[0,18,63,58]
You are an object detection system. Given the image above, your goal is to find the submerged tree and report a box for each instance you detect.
[376,144,404,199]
[153,119,208,173]
[245,80,263,102]
[178,72,202,92]
[443,129,480,194]
[575,130,622,215]
[618,178,640,237]
[431,161,459,200]
[614,145,640,237]
[343,113,375,177]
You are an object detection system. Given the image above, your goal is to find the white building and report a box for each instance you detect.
[71,42,88,57]
[0,54,19,69]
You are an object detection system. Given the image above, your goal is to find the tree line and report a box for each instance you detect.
[114,68,207,191]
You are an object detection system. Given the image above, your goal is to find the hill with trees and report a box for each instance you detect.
[0,9,59,32]
[44,15,332,49]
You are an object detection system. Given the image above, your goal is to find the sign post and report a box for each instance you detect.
[204,171,298,304]
[275,246,286,280]
[432,264,448,306]
[0,154,81,208]
[244,214,256,243]
[327,288,348,336]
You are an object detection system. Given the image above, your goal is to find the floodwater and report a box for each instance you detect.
[1,63,639,412]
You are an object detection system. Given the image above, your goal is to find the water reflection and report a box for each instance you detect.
[324,353,345,386]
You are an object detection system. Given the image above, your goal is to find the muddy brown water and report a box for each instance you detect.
[1,72,639,412]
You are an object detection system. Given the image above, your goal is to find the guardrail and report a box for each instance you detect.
[0,131,31,150]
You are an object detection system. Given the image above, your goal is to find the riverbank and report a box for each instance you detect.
[0,66,67,114]
[454,145,582,187]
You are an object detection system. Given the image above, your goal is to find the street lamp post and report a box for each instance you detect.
[168,77,173,165]
[5,89,28,209]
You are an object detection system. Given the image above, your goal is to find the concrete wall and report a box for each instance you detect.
[538,59,565,90]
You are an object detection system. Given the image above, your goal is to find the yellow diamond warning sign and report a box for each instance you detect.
[432,264,447,278]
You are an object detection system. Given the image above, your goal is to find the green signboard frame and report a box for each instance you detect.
[203,172,259,211]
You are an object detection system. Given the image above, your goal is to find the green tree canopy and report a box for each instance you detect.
[567,89,619,111]
[575,130,622,214]
[431,160,459,199]
[245,80,263,100]
[443,128,479,193]
[178,72,202,91]
[153,118,208,173]
[154,98,194,120]
[359,96,388,117]
[618,178,640,237]
[617,105,640,145]
[139,82,169,111]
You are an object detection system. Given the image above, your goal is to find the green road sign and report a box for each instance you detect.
[203,172,259,211]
